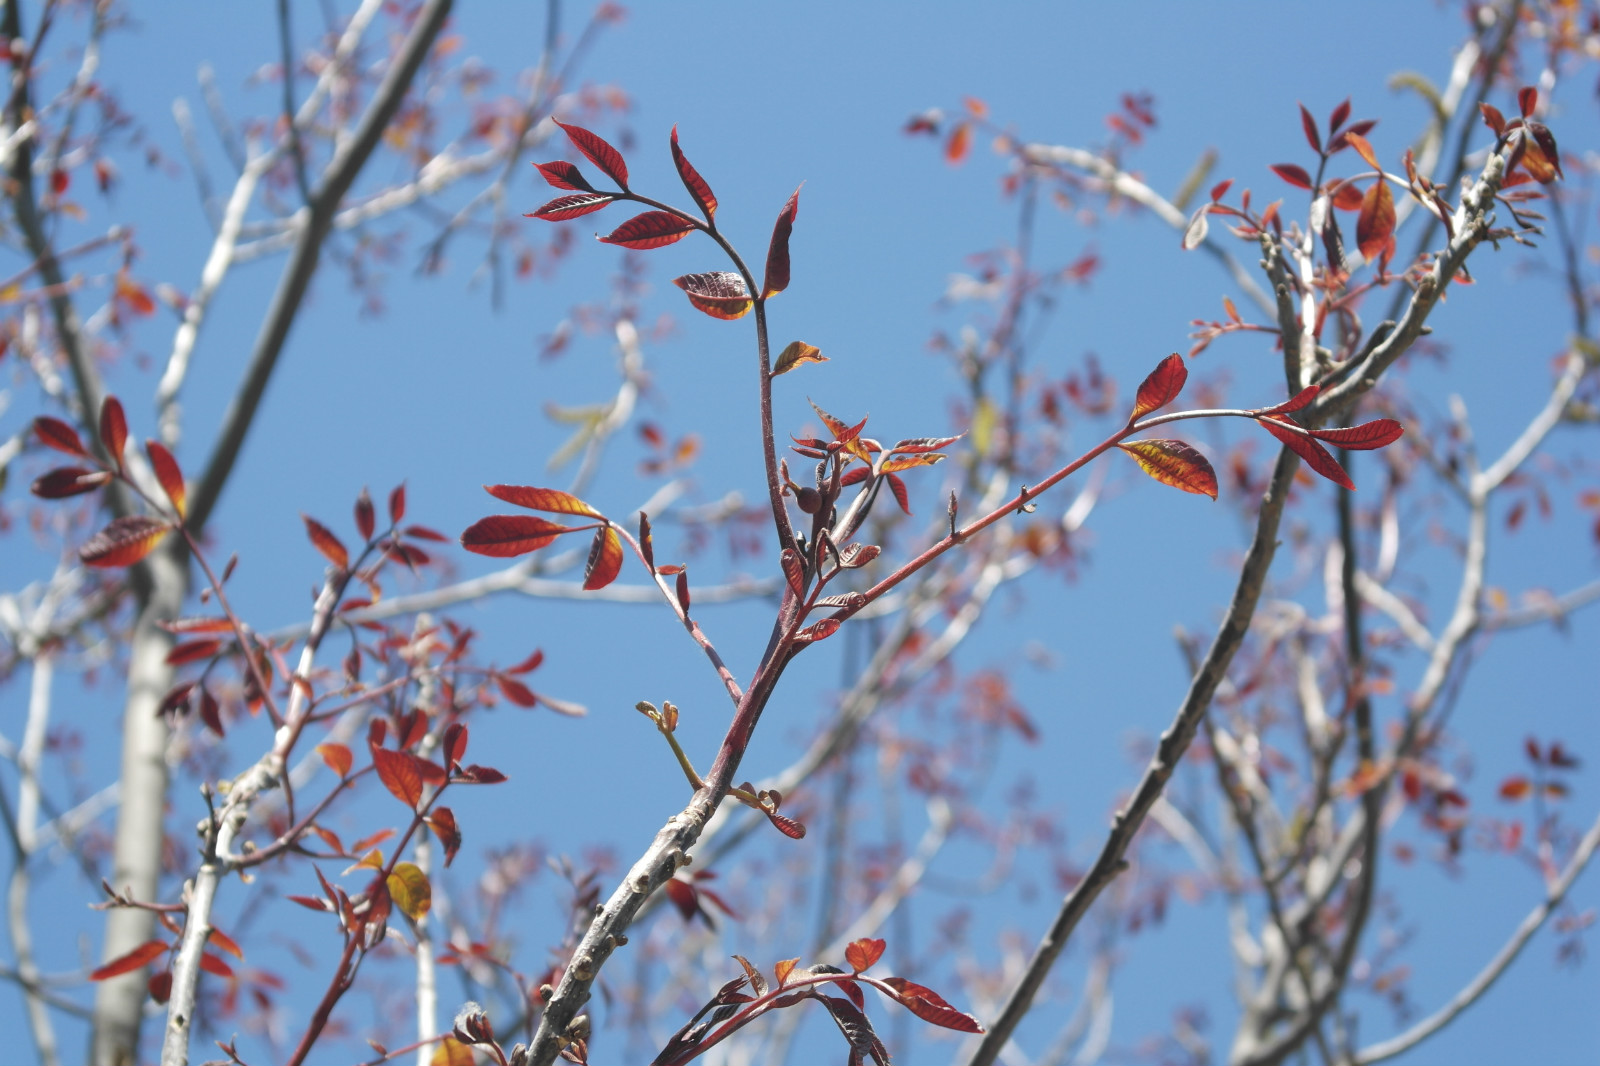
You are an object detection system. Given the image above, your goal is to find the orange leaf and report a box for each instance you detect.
[1257,418,1354,490]
[484,484,601,517]
[90,938,168,981]
[670,124,717,222]
[880,977,984,1033]
[774,957,800,987]
[460,515,576,557]
[145,441,187,518]
[773,340,826,377]
[302,515,349,570]
[672,271,751,320]
[1345,131,1381,172]
[762,186,801,298]
[1117,439,1219,499]
[79,515,170,568]
[371,745,423,810]
[207,927,244,960]
[599,210,695,250]
[1356,181,1396,264]
[583,526,623,590]
[845,937,885,974]
[158,616,235,634]
[317,743,352,777]
[99,396,128,469]
[945,122,971,164]
[1132,353,1187,419]
[1499,776,1532,801]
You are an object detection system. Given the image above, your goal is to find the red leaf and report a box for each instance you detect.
[1117,439,1219,499]
[1299,103,1322,154]
[672,271,752,320]
[663,878,698,922]
[945,122,971,164]
[762,186,801,298]
[880,977,984,1033]
[497,675,539,708]
[845,937,886,974]
[887,473,912,515]
[460,515,576,557]
[527,192,615,222]
[554,120,629,189]
[456,764,507,784]
[485,484,601,517]
[1307,418,1403,450]
[583,527,623,590]
[1258,386,1319,416]
[99,396,128,470]
[389,483,406,524]
[1356,181,1396,264]
[1257,418,1354,490]
[197,687,223,737]
[781,547,806,597]
[354,487,375,541]
[599,210,695,250]
[428,806,461,866]
[90,939,168,981]
[1329,182,1365,212]
[1270,163,1313,189]
[766,811,807,839]
[146,441,187,519]
[199,953,233,978]
[318,743,352,777]
[797,617,840,644]
[371,745,424,810]
[1480,102,1507,138]
[1518,86,1538,119]
[1499,776,1532,801]
[670,125,718,222]
[31,466,112,498]
[533,160,595,192]
[505,648,545,675]
[1345,132,1381,173]
[33,416,90,458]
[207,927,244,960]
[80,515,170,568]
[165,639,220,666]
[1328,98,1351,135]
[676,570,690,613]
[1132,353,1187,418]
[443,724,468,768]
[1209,178,1233,202]
[302,515,349,570]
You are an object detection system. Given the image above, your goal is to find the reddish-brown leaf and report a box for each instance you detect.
[1307,418,1404,450]
[354,487,375,541]
[303,515,349,570]
[672,271,751,320]
[1329,182,1366,212]
[772,340,826,377]
[891,435,962,455]
[460,515,575,557]
[207,927,244,960]
[372,745,424,810]
[485,484,602,517]
[1299,103,1321,154]
[165,639,220,666]
[663,878,698,922]
[505,648,545,675]
[1257,418,1354,490]
[1258,385,1320,416]
[389,483,406,524]
[198,953,234,978]
[670,124,717,221]
[554,120,629,189]
[534,160,595,192]
[80,515,170,568]
[1132,353,1187,419]
[1518,86,1538,119]
[1356,180,1396,264]
[880,977,984,1033]
[599,210,695,250]
[1525,122,1564,182]
[1328,98,1352,135]
[583,526,623,590]
[31,466,112,498]
[527,192,615,222]
[1345,131,1381,172]
[99,396,128,470]
[675,569,691,613]
[887,473,912,515]
[796,617,841,644]
[781,547,806,598]
[1117,439,1219,499]
[945,122,971,163]
[766,811,807,839]
[1270,163,1314,189]
[34,416,90,458]
[89,938,168,981]
[197,686,223,737]
[845,937,886,974]
[1480,102,1507,138]
[1499,776,1532,801]
[457,764,507,784]
[318,743,353,777]
[497,675,539,708]
[145,441,187,519]
[762,186,801,298]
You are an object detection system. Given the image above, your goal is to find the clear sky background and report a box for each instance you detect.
[1,2,1596,1064]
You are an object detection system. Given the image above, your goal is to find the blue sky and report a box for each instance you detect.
[2,2,1597,1064]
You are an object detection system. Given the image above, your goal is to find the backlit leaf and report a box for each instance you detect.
[1132,353,1187,418]
[880,977,984,1033]
[207,928,244,960]
[198,953,233,978]
[1356,180,1396,264]
[318,743,352,777]
[1345,131,1381,172]
[497,675,539,707]
[1479,102,1507,137]
[80,515,170,568]
[773,340,826,376]
[302,515,349,570]
[460,515,575,557]
[878,453,945,475]
[355,487,375,541]
[781,547,806,598]
[372,745,424,810]
[1257,418,1354,490]
[599,210,695,250]
[887,472,912,515]
[670,125,717,221]
[31,466,112,498]
[387,862,432,920]
[797,617,841,643]
[845,937,885,973]
[672,271,751,320]
[891,435,962,454]
[582,526,623,590]
[443,723,468,768]
[1518,85,1538,119]
[485,484,602,517]
[554,120,629,189]
[734,954,769,997]
[389,483,406,524]
[774,957,800,987]
[165,639,221,665]
[945,122,970,163]
[143,440,187,519]
[767,811,806,839]
[1307,418,1403,450]
[527,192,615,221]
[432,1036,476,1066]
[1270,163,1314,189]
[1328,97,1351,135]
[534,160,595,192]
[1299,103,1322,153]
[1258,385,1319,416]
[99,396,128,470]
[762,186,801,298]
[1117,439,1219,499]
[1499,776,1532,801]
[34,416,89,458]
[90,938,168,981]
[428,806,461,866]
